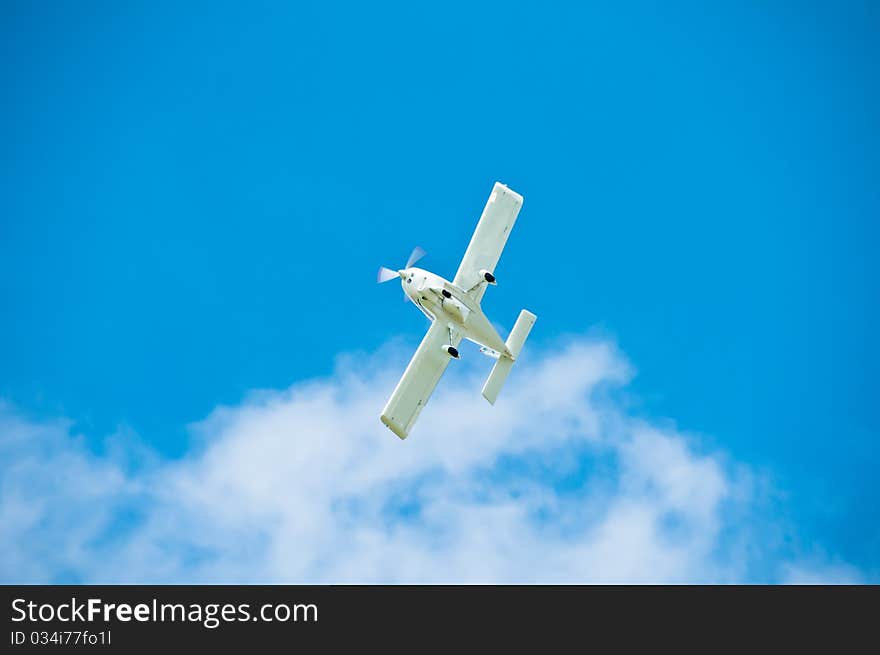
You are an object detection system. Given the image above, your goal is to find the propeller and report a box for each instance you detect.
[405,246,426,269]
[377,266,398,283]
[376,246,426,284]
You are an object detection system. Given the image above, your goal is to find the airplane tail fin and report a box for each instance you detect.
[481,309,537,404]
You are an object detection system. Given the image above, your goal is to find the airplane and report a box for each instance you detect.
[376,181,537,439]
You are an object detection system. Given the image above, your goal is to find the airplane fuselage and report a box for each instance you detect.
[377,182,535,439]
[399,267,509,356]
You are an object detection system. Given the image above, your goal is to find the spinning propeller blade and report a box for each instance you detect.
[378,246,425,293]
[405,246,426,269]
[377,266,398,283]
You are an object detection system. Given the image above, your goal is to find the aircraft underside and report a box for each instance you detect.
[412,280,508,356]
[376,182,537,439]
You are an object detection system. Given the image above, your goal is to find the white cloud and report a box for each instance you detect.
[0,337,862,583]
[781,561,864,585]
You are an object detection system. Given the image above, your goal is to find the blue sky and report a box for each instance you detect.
[1,1,877,582]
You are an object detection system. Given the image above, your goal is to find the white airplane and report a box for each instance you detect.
[377,182,537,439]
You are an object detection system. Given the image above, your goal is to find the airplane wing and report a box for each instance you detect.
[380,320,462,439]
[452,182,523,303]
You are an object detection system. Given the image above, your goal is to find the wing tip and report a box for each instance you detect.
[380,414,408,440]
[493,181,523,204]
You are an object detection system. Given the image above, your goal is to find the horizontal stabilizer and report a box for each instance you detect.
[481,309,537,404]
[505,309,536,359]
[481,357,513,405]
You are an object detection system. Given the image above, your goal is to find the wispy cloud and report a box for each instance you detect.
[0,337,861,583]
